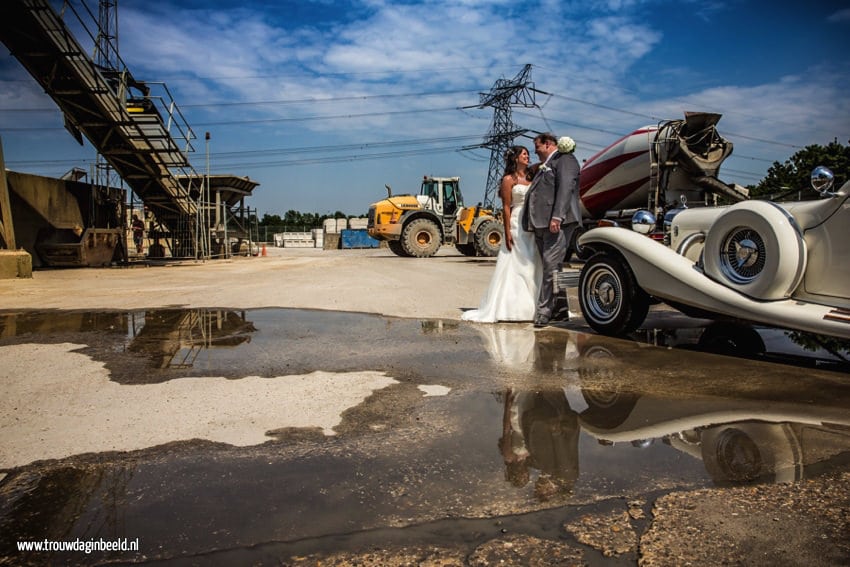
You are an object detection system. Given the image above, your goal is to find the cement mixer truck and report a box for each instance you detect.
[569,111,749,259]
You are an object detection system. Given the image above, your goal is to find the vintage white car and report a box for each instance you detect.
[577,167,850,339]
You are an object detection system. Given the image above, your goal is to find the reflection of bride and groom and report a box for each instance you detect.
[480,326,581,501]
[500,387,579,502]
[462,133,582,327]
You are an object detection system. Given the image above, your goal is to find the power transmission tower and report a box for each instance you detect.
[467,64,538,209]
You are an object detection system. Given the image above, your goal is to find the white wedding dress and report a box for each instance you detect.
[462,184,542,322]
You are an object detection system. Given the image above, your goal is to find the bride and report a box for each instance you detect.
[462,145,542,322]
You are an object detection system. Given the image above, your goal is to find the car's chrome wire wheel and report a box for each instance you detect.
[579,252,650,336]
[719,227,766,284]
[583,263,623,323]
[703,201,806,300]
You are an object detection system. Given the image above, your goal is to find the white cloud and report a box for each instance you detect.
[4,0,848,212]
[827,8,850,23]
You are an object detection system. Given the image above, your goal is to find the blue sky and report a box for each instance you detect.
[1,0,849,216]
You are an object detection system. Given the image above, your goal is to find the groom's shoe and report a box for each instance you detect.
[551,296,571,322]
[550,308,570,322]
[533,315,550,328]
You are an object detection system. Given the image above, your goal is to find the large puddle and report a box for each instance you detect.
[1,308,848,563]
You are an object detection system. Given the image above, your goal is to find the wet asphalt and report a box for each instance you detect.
[0,308,849,565]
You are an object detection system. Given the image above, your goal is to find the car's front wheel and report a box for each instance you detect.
[579,252,650,336]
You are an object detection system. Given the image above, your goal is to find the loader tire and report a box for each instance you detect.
[474,220,503,257]
[388,240,410,257]
[401,218,441,257]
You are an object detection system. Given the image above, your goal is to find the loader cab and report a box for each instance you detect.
[420,177,462,218]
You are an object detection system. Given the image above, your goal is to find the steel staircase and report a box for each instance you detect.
[0,0,203,252]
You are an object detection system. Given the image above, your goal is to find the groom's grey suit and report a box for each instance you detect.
[522,150,582,322]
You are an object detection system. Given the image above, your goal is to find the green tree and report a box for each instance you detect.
[752,139,850,200]
[259,213,283,226]
[257,209,364,231]
[787,331,850,360]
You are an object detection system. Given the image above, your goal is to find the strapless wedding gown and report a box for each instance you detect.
[462,184,542,322]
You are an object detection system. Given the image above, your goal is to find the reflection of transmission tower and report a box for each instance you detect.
[467,64,538,209]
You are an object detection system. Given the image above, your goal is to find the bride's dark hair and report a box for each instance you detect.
[503,145,528,178]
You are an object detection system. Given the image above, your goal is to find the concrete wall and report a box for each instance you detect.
[272,218,370,249]
[0,250,32,278]
[5,171,124,268]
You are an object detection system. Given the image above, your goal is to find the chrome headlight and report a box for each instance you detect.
[631,210,656,235]
[811,166,835,197]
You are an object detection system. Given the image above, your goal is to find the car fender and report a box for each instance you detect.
[578,227,850,339]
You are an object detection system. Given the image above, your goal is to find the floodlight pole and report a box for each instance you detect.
[205,131,211,260]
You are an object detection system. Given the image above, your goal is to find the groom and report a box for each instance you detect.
[523,132,582,327]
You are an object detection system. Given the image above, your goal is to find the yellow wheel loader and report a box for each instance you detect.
[367,176,503,258]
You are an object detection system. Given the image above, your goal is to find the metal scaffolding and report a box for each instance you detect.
[0,0,209,259]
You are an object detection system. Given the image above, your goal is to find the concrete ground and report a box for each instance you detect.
[1,245,848,566]
[0,246,497,318]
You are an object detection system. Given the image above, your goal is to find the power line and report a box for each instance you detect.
[0,105,470,131]
[0,88,478,113]
[179,89,481,109]
[211,135,483,158]
[5,135,485,169]
[525,110,776,163]
[194,105,463,127]
[0,83,815,152]
[213,145,469,170]
[144,64,499,83]
[532,63,829,142]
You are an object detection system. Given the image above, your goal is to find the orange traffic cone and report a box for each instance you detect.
[261,243,267,257]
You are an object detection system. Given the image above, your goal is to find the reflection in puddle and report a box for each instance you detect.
[0,308,258,371]
[128,309,257,369]
[0,309,848,562]
[501,384,850,491]
[499,389,579,502]
[631,321,850,371]
[477,326,850,498]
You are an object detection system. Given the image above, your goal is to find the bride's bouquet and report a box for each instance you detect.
[557,136,576,154]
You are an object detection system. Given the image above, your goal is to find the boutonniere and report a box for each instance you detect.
[539,164,552,173]
[557,136,576,154]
